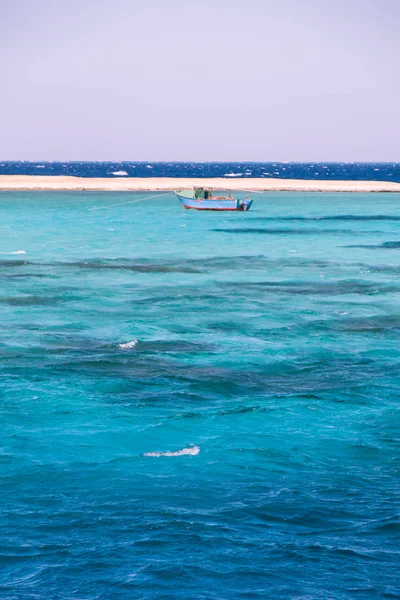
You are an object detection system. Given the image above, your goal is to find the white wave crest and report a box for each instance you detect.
[144,445,200,457]
[0,250,26,255]
[224,173,243,177]
[111,171,128,176]
[118,340,138,349]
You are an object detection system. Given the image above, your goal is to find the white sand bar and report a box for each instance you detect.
[0,175,400,193]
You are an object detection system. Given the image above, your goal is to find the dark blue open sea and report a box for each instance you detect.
[1,189,400,599]
[0,161,400,181]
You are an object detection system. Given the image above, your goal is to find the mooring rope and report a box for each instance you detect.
[88,192,171,211]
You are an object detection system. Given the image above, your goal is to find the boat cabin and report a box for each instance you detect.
[194,187,212,200]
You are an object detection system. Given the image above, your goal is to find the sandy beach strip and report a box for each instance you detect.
[0,175,400,193]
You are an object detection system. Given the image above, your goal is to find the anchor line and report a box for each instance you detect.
[88,192,171,211]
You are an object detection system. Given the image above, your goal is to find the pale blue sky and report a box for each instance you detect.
[1,0,399,161]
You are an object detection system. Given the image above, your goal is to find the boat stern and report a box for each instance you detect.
[237,199,253,211]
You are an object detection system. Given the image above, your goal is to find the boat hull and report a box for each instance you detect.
[176,194,252,211]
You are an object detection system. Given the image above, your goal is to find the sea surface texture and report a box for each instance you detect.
[0,161,400,181]
[1,191,400,599]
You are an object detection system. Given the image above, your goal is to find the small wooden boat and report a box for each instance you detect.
[175,188,253,211]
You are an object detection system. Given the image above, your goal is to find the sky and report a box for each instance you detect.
[0,0,399,161]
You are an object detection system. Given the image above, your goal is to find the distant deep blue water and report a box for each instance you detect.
[1,191,400,599]
[1,161,400,181]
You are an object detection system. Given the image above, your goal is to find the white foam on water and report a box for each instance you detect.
[0,250,26,255]
[144,445,200,457]
[146,165,153,169]
[35,165,45,168]
[225,173,243,177]
[118,340,138,349]
[111,171,128,176]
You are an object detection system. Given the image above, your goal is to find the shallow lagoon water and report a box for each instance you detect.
[1,192,400,599]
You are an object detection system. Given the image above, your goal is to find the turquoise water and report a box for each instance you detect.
[1,191,399,599]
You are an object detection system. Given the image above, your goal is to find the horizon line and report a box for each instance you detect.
[1,160,399,165]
